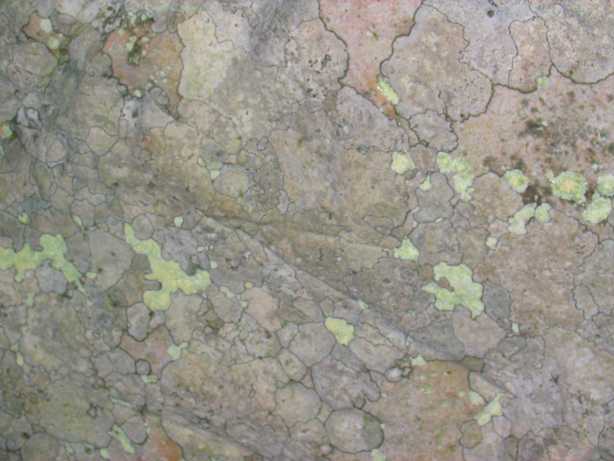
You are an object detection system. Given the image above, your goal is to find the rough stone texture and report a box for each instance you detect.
[1,1,613,460]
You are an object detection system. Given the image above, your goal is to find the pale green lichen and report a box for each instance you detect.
[534,203,552,223]
[0,234,82,289]
[582,193,612,224]
[411,355,427,367]
[508,203,536,235]
[390,152,415,175]
[124,224,210,311]
[393,238,419,262]
[468,391,485,406]
[436,152,475,201]
[100,449,110,460]
[325,317,355,346]
[512,322,519,334]
[419,176,432,191]
[109,425,135,454]
[168,342,188,360]
[0,123,13,139]
[597,174,614,197]
[371,449,387,461]
[504,169,529,193]
[551,171,587,204]
[173,216,184,227]
[485,237,498,249]
[423,263,484,318]
[537,76,549,89]
[358,300,369,310]
[377,77,399,105]
[475,394,503,426]
[18,213,29,224]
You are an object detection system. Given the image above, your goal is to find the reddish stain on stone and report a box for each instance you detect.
[320,0,420,115]
[104,24,183,111]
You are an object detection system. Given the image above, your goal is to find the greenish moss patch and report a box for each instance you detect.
[436,152,475,201]
[124,224,210,311]
[0,234,82,290]
[423,263,484,318]
[324,317,355,346]
[551,171,587,204]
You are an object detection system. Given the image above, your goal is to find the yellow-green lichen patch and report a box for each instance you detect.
[475,394,502,426]
[411,355,427,367]
[390,151,415,175]
[0,234,82,289]
[534,203,552,223]
[371,449,387,461]
[377,77,399,105]
[124,224,210,311]
[436,152,475,201]
[504,169,529,193]
[0,123,13,139]
[508,203,536,235]
[582,193,612,224]
[551,171,587,204]
[109,425,135,454]
[419,176,432,191]
[597,174,614,197]
[468,391,485,406]
[393,238,419,262]
[423,263,484,318]
[325,317,355,346]
[485,237,498,249]
[18,213,30,224]
[168,342,188,360]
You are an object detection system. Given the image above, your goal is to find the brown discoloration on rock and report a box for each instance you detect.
[104,24,183,111]
[320,0,420,115]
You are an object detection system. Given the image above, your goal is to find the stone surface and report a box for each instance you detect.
[1,2,612,460]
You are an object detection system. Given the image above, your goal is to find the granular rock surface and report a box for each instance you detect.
[1,1,614,460]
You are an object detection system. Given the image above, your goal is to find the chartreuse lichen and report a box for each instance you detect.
[509,202,552,233]
[168,342,188,360]
[371,449,387,461]
[109,425,135,454]
[508,204,536,235]
[124,224,210,311]
[504,169,529,193]
[475,394,503,426]
[419,176,432,191]
[582,193,612,224]
[377,77,399,105]
[534,203,552,223]
[423,263,484,318]
[597,174,614,197]
[550,171,587,204]
[393,238,419,262]
[0,234,82,290]
[436,152,475,201]
[325,317,355,346]
[390,152,415,175]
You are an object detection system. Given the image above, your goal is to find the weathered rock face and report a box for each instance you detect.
[1,0,613,459]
